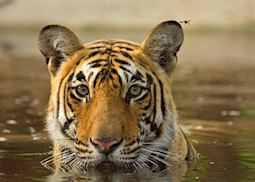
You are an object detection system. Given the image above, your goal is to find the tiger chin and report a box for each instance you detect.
[38,20,196,173]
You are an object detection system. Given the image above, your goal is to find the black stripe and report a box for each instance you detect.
[152,84,157,123]
[87,72,93,82]
[112,83,118,89]
[45,58,49,64]
[105,48,118,54]
[90,40,109,44]
[144,116,151,124]
[63,82,68,120]
[68,73,74,82]
[159,146,169,156]
[120,51,133,60]
[148,145,167,160]
[114,41,138,47]
[93,70,104,88]
[88,46,103,49]
[67,99,74,112]
[150,122,162,138]
[117,46,133,51]
[126,146,141,154]
[114,58,131,66]
[56,77,65,118]
[117,74,122,88]
[111,68,118,74]
[158,79,166,118]
[90,63,102,68]
[76,71,86,81]
[122,156,139,160]
[88,51,100,58]
[111,68,122,88]
[88,59,105,65]
[62,117,75,132]
[120,65,132,74]
[146,73,153,87]
[60,128,75,141]
[150,71,166,119]
[109,74,113,80]
[88,40,114,45]
[79,156,93,159]
[143,97,151,110]
[66,84,75,112]
[131,71,143,82]
[134,92,149,102]
[93,72,100,88]
[100,73,107,84]
[124,72,129,82]
[70,92,82,102]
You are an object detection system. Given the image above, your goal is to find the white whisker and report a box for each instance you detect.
[137,157,150,169]
[149,155,172,167]
[134,160,143,169]
[141,148,168,158]
[139,155,158,168]
[144,146,182,160]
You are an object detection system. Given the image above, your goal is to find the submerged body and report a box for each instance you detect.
[38,21,196,172]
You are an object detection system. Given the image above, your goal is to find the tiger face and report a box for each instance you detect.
[38,21,195,170]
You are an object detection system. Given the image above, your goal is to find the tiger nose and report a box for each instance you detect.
[90,138,122,154]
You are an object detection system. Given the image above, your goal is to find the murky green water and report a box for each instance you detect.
[0,29,255,181]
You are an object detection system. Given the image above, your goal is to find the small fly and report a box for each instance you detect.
[179,20,191,25]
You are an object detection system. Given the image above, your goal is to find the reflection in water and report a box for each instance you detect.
[0,31,255,181]
[47,172,172,182]
[47,171,173,182]
[46,159,194,182]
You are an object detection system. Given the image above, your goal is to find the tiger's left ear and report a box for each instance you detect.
[38,25,83,76]
[141,21,184,73]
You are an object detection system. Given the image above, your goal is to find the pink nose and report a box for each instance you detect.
[91,138,121,154]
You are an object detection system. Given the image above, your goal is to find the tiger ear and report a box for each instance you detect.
[141,21,184,72]
[38,25,83,75]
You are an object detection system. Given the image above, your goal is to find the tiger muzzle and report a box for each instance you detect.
[90,138,123,155]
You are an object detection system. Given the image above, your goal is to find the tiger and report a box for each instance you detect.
[38,20,196,172]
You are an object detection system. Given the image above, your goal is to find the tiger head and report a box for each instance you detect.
[38,21,186,169]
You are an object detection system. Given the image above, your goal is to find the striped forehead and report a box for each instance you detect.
[71,40,148,87]
[84,39,139,49]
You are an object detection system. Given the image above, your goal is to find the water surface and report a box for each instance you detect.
[0,29,255,181]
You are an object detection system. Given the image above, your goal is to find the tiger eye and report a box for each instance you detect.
[76,85,89,97]
[129,85,143,97]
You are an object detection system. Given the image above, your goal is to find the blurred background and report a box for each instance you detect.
[0,0,255,182]
[1,0,255,28]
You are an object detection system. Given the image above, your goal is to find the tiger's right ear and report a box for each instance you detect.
[141,21,184,73]
[38,25,83,76]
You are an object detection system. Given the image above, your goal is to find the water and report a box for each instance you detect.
[0,29,255,182]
